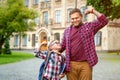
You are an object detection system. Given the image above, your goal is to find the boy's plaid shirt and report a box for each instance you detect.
[34,50,65,80]
[60,14,109,71]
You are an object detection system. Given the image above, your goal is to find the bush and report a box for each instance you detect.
[3,38,11,54]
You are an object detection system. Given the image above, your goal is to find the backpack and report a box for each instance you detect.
[38,51,51,80]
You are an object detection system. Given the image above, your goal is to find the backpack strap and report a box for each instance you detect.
[44,50,51,69]
[41,50,51,79]
[59,54,66,74]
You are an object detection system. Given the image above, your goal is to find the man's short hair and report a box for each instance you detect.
[69,8,82,16]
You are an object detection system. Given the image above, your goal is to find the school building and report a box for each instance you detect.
[9,0,120,52]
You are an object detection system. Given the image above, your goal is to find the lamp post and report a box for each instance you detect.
[75,0,77,8]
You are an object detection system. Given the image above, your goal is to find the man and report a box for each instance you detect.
[60,6,108,80]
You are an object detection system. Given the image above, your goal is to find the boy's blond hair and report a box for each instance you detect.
[48,40,56,51]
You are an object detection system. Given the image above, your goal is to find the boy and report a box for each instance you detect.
[34,40,65,80]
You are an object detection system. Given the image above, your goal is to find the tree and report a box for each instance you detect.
[87,0,120,20]
[0,0,37,54]
[3,38,11,54]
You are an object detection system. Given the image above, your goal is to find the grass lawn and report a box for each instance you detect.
[0,52,34,65]
[98,52,120,62]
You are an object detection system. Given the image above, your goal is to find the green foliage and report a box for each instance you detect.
[87,0,120,20]
[0,0,38,54]
[0,52,34,65]
[3,38,11,54]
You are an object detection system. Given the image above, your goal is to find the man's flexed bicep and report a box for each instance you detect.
[85,6,108,34]
[89,14,109,34]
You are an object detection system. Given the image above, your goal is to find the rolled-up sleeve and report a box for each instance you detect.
[88,14,109,34]
[34,49,47,59]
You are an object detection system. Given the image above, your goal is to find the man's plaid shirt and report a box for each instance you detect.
[34,50,65,80]
[60,14,109,71]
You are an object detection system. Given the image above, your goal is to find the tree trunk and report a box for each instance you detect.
[0,42,4,54]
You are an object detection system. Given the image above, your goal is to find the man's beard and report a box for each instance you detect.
[74,22,83,28]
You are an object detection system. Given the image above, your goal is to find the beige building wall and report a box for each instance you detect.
[107,26,120,51]
[96,26,108,51]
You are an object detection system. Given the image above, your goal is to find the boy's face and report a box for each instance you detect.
[50,40,61,51]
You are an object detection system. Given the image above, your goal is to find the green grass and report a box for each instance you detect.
[98,52,120,62]
[102,57,120,62]
[0,52,34,65]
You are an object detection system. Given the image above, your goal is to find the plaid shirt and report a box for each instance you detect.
[61,14,108,71]
[34,50,65,80]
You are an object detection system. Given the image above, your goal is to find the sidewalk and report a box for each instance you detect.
[93,53,120,80]
[0,52,120,80]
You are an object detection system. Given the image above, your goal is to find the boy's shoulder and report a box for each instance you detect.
[60,54,65,58]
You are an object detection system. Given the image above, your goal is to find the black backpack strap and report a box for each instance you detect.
[59,54,66,74]
[44,50,51,69]
[41,50,51,79]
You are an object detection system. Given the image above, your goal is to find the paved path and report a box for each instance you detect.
[0,52,120,80]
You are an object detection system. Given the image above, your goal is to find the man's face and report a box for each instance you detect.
[70,12,82,27]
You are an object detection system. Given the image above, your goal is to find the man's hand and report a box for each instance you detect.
[85,6,102,17]
[85,6,94,15]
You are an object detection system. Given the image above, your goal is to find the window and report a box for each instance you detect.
[80,6,87,21]
[34,17,40,25]
[24,0,29,7]
[43,11,48,25]
[55,0,61,2]
[32,34,35,47]
[28,34,30,41]
[94,31,102,46]
[67,8,72,22]
[22,34,27,46]
[41,0,50,2]
[34,0,38,5]
[54,33,60,41]
[55,10,61,23]
[14,35,19,47]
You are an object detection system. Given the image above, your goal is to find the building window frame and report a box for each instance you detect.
[41,0,50,2]
[94,31,102,46]
[34,0,38,5]
[34,17,40,25]
[24,0,29,7]
[22,34,27,47]
[14,35,19,47]
[32,34,35,47]
[54,33,60,41]
[67,8,72,22]
[43,11,48,25]
[80,6,87,22]
[55,10,61,23]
